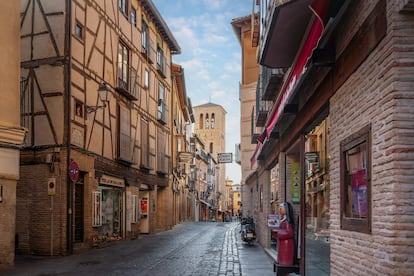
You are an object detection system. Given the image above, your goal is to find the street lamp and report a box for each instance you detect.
[86,82,112,113]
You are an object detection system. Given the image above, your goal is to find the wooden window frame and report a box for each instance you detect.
[340,124,372,233]
[119,0,128,18]
[74,21,84,41]
[117,41,130,92]
[131,8,136,27]
[144,69,149,90]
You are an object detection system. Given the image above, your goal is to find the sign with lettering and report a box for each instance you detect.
[218,153,233,163]
[100,174,125,187]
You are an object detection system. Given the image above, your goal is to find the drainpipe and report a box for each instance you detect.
[64,0,73,255]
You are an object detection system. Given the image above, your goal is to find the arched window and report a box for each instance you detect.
[211,113,215,129]
[209,142,213,153]
[205,114,209,129]
[199,114,204,129]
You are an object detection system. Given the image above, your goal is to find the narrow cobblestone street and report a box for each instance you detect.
[2,222,274,276]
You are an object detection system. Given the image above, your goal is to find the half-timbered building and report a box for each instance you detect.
[17,0,180,255]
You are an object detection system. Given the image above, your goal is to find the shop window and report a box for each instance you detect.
[340,124,371,233]
[132,195,139,223]
[93,191,102,227]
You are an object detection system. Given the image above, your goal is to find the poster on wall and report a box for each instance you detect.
[291,162,300,203]
[140,198,148,217]
[267,214,280,229]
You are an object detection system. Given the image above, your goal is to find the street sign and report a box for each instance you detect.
[48,177,56,196]
[218,153,233,163]
[69,161,80,182]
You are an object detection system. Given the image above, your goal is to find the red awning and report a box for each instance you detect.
[251,0,330,168]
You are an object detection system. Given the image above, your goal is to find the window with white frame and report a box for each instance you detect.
[92,191,102,227]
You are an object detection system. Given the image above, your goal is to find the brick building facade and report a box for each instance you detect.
[245,0,414,275]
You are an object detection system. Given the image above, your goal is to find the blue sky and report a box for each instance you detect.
[152,0,252,184]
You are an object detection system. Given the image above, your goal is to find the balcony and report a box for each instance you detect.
[157,99,168,124]
[156,152,169,175]
[261,67,285,101]
[251,107,261,144]
[115,62,139,101]
[141,38,156,64]
[156,52,167,78]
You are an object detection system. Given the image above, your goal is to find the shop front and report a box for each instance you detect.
[97,174,125,241]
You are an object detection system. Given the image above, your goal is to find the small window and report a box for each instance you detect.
[92,191,102,227]
[200,114,204,129]
[142,20,148,53]
[144,69,149,89]
[205,114,209,129]
[211,113,215,129]
[340,124,371,233]
[119,0,128,16]
[131,8,136,26]
[75,21,83,40]
[75,100,83,117]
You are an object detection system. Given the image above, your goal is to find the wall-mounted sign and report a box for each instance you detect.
[69,161,80,182]
[218,153,233,163]
[48,177,56,196]
[291,162,300,203]
[140,198,148,216]
[100,174,125,187]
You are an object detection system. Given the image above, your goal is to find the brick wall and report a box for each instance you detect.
[329,1,414,274]
[17,150,68,256]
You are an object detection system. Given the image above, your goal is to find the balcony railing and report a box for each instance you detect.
[261,67,285,101]
[141,38,156,64]
[251,106,261,144]
[156,52,167,78]
[115,62,139,100]
[157,100,168,124]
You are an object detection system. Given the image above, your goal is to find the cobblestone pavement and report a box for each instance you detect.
[1,222,274,276]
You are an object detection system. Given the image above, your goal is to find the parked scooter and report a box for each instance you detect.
[240,216,256,245]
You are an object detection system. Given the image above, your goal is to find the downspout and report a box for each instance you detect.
[64,0,73,255]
